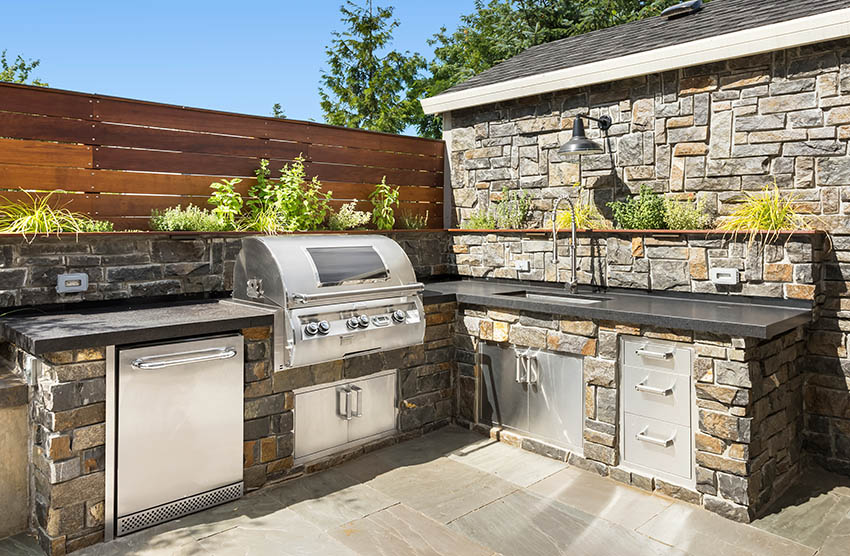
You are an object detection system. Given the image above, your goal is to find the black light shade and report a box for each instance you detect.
[558,117,604,155]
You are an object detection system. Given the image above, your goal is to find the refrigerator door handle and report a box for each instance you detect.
[131,347,238,370]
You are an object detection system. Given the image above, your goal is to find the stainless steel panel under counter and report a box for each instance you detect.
[108,334,244,538]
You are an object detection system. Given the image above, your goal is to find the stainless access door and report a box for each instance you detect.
[347,371,397,441]
[479,342,528,432]
[529,351,584,453]
[294,383,351,461]
[116,335,244,535]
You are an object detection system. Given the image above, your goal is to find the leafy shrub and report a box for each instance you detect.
[328,202,371,230]
[209,178,244,230]
[664,196,713,230]
[608,185,667,230]
[369,177,400,230]
[463,209,497,229]
[493,187,531,229]
[719,184,812,245]
[0,190,112,239]
[150,204,228,232]
[399,210,429,229]
[556,201,606,229]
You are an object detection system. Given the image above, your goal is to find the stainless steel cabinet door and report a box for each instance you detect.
[348,370,397,442]
[294,384,350,461]
[479,342,528,433]
[117,335,243,518]
[528,351,584,452]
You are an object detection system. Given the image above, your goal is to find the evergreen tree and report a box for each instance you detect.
[320,0,426,134]
[0,50,48,86]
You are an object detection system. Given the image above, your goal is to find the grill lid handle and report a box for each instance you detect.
[290,282,425,304]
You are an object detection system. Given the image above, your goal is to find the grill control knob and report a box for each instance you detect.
[318,321,331,334]
[358,314,370,327]
[304,322,319,336]
[392,310,406,323]
[346,317,359,330]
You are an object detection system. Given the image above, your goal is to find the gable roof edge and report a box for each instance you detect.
[421,8,850,115]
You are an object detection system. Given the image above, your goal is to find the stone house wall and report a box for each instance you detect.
[453,304,806,522]
[0,231,452,309]
[445,38,850,230]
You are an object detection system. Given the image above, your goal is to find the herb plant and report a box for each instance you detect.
[209,178,244,230]
[328,201,372,230]
[608,185,667,230]
[556,201,606,229]
[462,209,497,229]
[493,187,530,229]
[369,177,400,230]
[275,157,332,231]
[150,204,228,232]
[399,210,429,229]
[664,195,712,230]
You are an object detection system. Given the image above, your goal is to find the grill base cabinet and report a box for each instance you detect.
[294,369,398,464]
[478,342,584,454]
[106,335,245,539]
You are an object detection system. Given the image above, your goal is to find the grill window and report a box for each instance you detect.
[307,246,388,286]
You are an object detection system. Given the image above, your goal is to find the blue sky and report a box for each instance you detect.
[3,0,476,123]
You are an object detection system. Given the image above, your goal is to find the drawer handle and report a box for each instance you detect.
[131,347,238,370]
[635,346,674,360]
[636,427,675,447]
[635,378,675,397]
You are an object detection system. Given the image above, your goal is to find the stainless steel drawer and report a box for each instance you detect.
[623,337,690,375]
[623,413,692,480]
[623,365,691,427]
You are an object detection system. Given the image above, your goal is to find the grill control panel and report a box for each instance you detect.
[299,305,419,341]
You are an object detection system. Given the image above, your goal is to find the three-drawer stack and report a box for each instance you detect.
[620,337,694,487]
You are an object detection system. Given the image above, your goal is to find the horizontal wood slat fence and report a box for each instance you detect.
[0,82,446,229]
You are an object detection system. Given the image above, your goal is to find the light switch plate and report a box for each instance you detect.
[56,272,89,293]
[709,267,739,285]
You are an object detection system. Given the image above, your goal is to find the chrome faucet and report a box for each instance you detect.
[553,196,579,294]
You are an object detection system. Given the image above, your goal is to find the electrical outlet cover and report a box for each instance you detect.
[709,267,739,285]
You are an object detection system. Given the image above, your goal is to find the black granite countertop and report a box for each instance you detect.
[423,279,812,339]
[0,300,275,355]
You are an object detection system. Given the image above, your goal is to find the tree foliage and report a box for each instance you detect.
[320,0,426,134]
[416,0,684,137]
[271,103,286,118]
[0,50,48,86]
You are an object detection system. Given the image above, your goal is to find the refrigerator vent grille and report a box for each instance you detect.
[117,482,243,536]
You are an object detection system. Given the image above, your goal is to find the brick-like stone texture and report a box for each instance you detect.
[0,231,452,309]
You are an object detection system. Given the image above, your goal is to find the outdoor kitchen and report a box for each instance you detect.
[3,1,850,555]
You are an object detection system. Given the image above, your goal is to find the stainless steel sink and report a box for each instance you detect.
[496,290,609,305]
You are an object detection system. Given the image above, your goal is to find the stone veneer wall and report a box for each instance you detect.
[453,305,806,522]
[8,300,454,555]
[0,231,452,309]
[445,38,850,229]
[451,231,822,302]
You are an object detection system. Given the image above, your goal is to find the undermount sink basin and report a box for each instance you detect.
[496,290,609,305]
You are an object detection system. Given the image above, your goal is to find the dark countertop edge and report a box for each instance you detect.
[450,291,809,339]
[2,311,274,356]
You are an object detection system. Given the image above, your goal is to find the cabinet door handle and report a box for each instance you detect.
[635,377,675,396]
[515,349,529,384]
[635,346,675,360]
[635,427,675,447]
[338,387,352,420]
[527,355,540,386]
[350,385,363,418]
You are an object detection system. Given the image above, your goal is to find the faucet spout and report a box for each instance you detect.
[552,196,579,293]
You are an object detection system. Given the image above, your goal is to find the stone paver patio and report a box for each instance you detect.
[4,426,849,555]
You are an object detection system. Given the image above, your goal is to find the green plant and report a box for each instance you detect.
[150,204,228,232]
[369,177,400,230]
[556,201,606,229]
[493,187,531,229]
[275,157,332,231]
[247,159,275,217]
[719,184,812,245]
[608,185,667,230]
[664,195,713,230]
[0,190,110,240]
[463,209,497,229]
[400,209,429,229]
[328,201,372,230]
[208,178,244,230]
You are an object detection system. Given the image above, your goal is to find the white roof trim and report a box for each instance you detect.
[421,8,850,115]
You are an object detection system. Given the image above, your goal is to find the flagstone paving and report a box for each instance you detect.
[4,425,849,555]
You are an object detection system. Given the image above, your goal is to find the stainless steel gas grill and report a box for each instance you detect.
[231,234,425,370]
